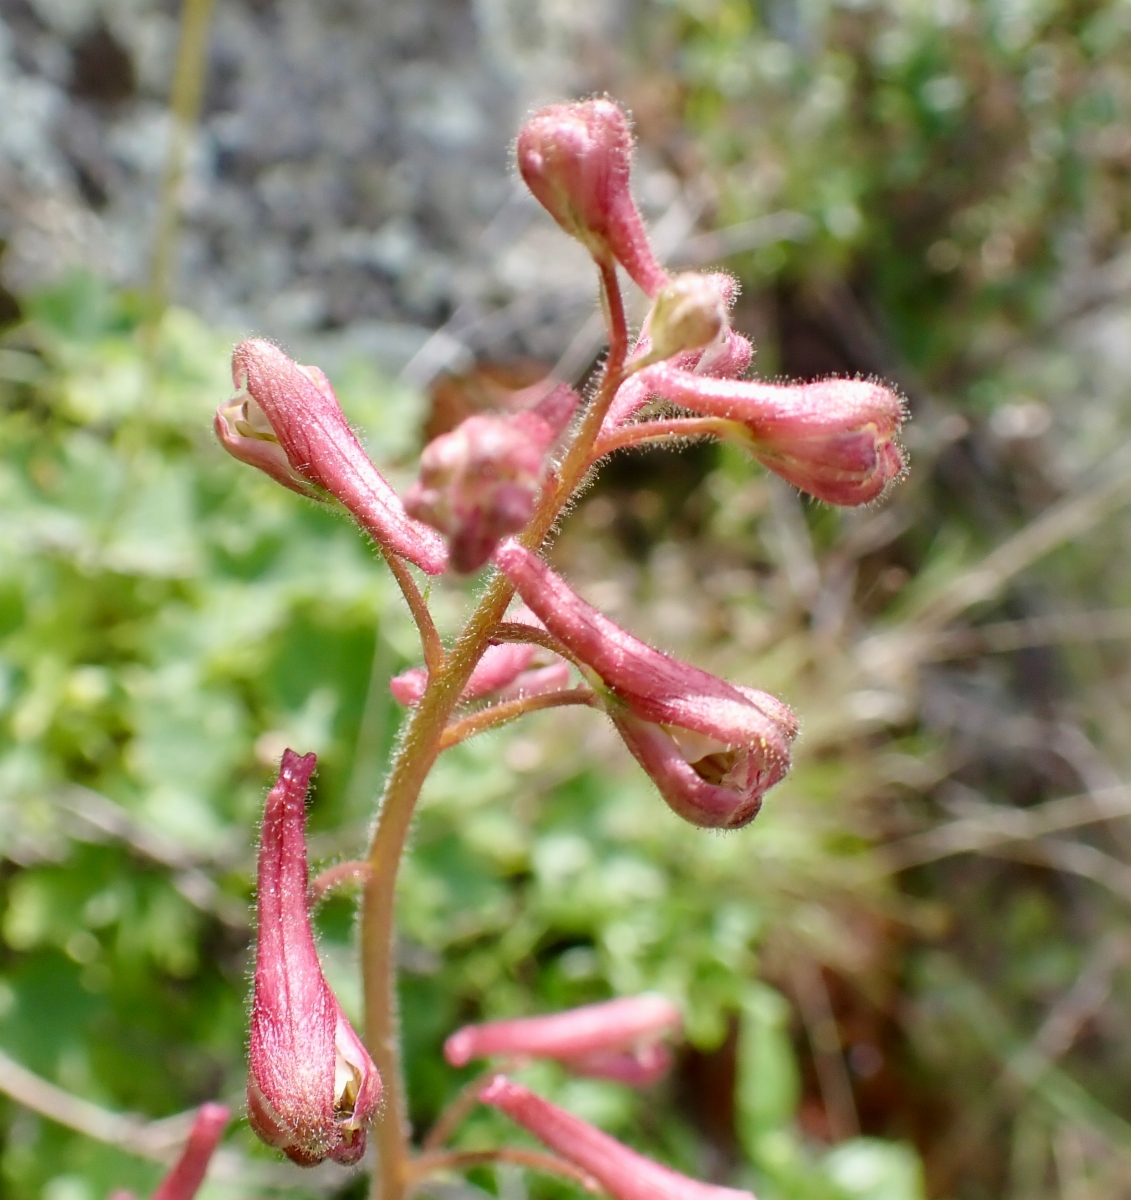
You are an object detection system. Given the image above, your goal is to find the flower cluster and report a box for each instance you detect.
[209,94,909,1197]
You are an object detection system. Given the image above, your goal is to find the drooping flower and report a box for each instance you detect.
[217,339,447,573]
[445,994,680,1088]
[481,1077,755,1200]
[516,100,668,297]
[493,541,797,828]
[248,750,381,1166]
[638,364,907,506]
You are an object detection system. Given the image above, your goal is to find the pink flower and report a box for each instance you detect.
[493,541,796,828]
[445,994,681,1087]
[149,1103,229,1200]
[481,1077,755,1200]
[218,339,447,573]
[638,364,907,506]
[640,274,730,367]
[248,750,381,1167]
[516,100,668,297]
[405,409,559,573]
[391,642,538,706]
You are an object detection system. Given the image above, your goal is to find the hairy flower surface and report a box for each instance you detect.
[219,339,447,573]
[446,994,680,1086]
[494,541,797,827]
[248,750,381,1166]
[516,100,667,296]
[639,364,907,506]
[148,1104,229,1200]
[482,1077,755,1200]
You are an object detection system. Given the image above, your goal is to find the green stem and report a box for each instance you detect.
[361,256,629,1200]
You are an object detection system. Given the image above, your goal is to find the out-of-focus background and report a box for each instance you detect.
[2,0,1131,1198]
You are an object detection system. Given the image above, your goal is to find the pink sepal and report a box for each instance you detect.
[481,1077,755,1200]
[639,365,907,506]
[445,994,681,1084]
[248,751,381,1167]
[228,340,447,573]
[149,1104,230,1200]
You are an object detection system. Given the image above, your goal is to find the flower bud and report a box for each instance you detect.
[391,642,538,706]
[493,541,796,828]
[640,274,728,367]
[481,1076,755,1200]
[445,994,680,1088]
[221,340,447,573]
[404,412,555,573]
[150,1104,230,1200]
[639,364,907,506]
[516,100,668,296]
[248,750,381,1167]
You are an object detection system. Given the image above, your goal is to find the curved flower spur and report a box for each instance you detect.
[247,751,381,1166]
[494,540,798,828]
[445,994,682,1087]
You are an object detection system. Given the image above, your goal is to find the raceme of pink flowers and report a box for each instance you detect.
[247,750,381,1166]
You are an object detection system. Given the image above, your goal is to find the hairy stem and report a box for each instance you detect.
[591,415,741,462]
[420,1067,502,1153]
[384,552,445,675]
[439,687,598,750]
[308,859,372,904]
[362,262,629,1200]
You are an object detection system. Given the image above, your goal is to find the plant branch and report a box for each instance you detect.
[409,1147,600,1193]
[384,552,445,675]
[361,257,629,1200]
[591,416,740,462]
[309,859,373,904]
[439,688,598,750]
[420,1069,501,1153]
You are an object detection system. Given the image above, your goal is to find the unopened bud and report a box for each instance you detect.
[150,1104,230,1200]
[405,412,554,573]
[638,273,728,368]
[517,100,668,296]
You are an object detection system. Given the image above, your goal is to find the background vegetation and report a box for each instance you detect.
[2,0,1131,1198]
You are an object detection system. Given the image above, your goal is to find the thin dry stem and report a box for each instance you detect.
[439,688,598,750]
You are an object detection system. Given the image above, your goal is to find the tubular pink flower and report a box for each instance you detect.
[516,100,668,296]
[391,642,539,706]
[638,364,907,506]
[149,1103,230,1200]
[405,411,557,573]
[248,750,381,1167]
[495,659,573,702]
[481,1077,755,1200]
[445,995,680,1088]
[220,339,447,573]
[493,541,796,828]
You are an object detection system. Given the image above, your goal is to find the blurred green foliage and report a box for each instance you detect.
[0,277,926,1200]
